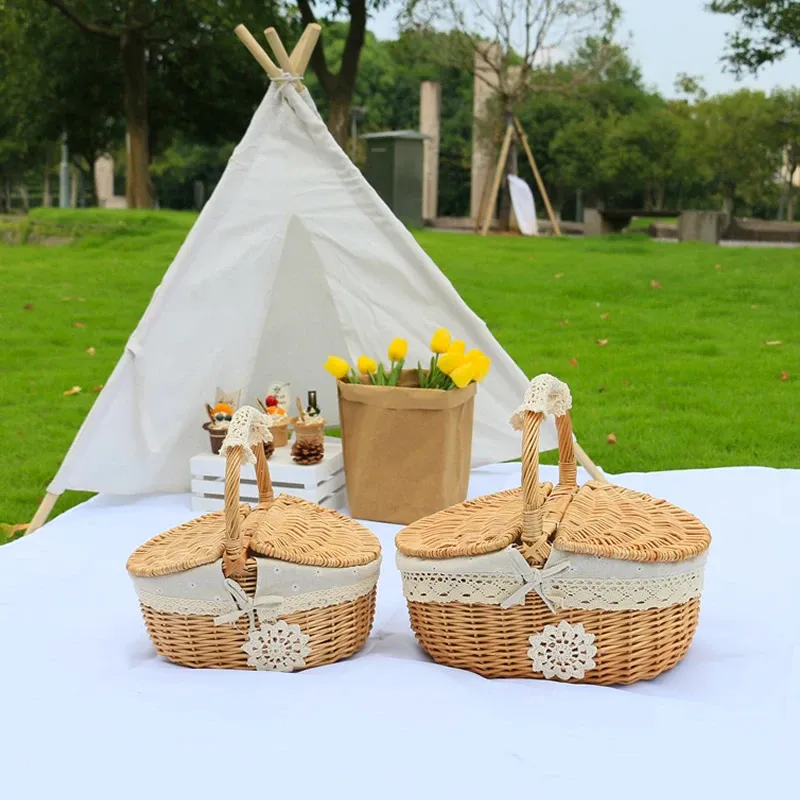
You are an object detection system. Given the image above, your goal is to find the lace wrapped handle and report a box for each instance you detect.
[219,407,274,578]
[510,374,577,553]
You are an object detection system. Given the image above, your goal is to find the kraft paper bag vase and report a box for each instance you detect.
[338,370,476,525]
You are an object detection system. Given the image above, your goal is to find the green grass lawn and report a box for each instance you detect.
[1,208,798,540]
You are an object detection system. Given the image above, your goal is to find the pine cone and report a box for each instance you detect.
[263,440,275,460]
[291,438,324,465]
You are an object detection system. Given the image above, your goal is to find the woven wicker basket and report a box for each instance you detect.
[395,374,711,685]
[128,407,381,671]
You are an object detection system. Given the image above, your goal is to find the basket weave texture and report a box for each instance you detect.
[395,375,711,685]
[128,407,380,671]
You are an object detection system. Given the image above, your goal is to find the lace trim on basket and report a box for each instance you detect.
[220,406,273,464]
[401,567,704,611]
[137,573,378,618]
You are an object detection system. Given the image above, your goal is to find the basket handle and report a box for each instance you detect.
[510,374,577,549]
[219,406,274,578]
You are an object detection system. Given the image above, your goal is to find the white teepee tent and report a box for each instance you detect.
[28,24,602,533]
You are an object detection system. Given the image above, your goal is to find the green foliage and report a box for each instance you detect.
[709,0,800,74]
[692,89,784,213]
[1,210,798,529]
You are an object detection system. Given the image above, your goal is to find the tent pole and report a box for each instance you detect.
[573,439,608,483]
[26,492,60,535]
[480,123,514,236]
[290,24,321,74]
[513,115,561,236]
[234,25,282,78]
[264,27,305,93]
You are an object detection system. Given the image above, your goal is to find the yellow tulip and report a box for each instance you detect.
[324,355,351,380]
[465,348,484,363]
[473,355,491,382]
[438,351,466,376]
[450,361,475,389]
[357,355,377,374]
[388,338,408,362]
[430,327,452,354]
[448,340,466,355]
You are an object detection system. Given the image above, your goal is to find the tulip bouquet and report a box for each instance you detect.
[324,328,491,390]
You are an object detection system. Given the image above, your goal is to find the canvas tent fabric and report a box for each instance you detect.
[508,175,538,236]
[48,82,557,497]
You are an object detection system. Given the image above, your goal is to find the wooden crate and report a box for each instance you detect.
[190,436,346,513]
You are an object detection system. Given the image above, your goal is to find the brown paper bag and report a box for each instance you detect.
[337,370,477,524]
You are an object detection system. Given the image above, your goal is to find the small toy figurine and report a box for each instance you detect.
[203,402,234,454]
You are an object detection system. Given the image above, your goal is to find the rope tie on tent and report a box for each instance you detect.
[271,70,303,84]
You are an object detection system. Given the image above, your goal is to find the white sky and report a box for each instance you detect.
[368,0,800,97]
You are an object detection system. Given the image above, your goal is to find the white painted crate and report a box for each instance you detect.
[190,436,346,513]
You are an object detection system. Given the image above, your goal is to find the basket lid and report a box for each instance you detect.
[396,374,710,566]
[127,407,380,579]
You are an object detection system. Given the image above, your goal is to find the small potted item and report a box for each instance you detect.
[127,407,381,671]
[257,394,291,447]
[292,396,325,465]
[203,402,233,454]
[396,374,711,685]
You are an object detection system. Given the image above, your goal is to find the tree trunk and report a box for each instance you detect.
[788,188,796,223]
[121,28,152,208]
[19,183,29,212]
[655,185,665,210]
[722,194,734,219]
[328,92,351,149]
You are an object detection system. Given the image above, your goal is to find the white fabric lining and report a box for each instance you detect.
[131,554,381,618]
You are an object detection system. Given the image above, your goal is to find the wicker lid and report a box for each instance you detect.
[396,374,710,567]
[127,407,380,579]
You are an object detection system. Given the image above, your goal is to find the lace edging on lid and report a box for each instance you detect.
[136,573,378,617]
[401,566,704,611]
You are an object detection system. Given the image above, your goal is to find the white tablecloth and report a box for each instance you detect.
[2,464,798,799]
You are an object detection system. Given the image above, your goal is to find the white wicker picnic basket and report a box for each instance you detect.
[127,406,381,671]
[395,374,711,685]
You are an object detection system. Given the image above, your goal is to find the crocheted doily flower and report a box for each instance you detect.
[527,620,597,680]
[241,620,311,672]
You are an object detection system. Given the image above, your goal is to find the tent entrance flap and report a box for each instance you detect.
[250,215,350,423]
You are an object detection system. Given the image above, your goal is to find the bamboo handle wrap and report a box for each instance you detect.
[254,439,274,506]
[556,412,577,487]
[223,445,249,578]
[521,411,543,547]
[520,410,578,549]
[220,406,275,578]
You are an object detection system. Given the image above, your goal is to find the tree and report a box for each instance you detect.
[297,1,385,147]
[773,88,800,221]
[402,1,621,227]
[694,90,783,216]
[39,0,283,208]
[708,1,800,74]
[1,3,123,208]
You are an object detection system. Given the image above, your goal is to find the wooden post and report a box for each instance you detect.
[480,123,514,236]
[26,492,60,535]
[513,116,561,236]
[473,158,495,233]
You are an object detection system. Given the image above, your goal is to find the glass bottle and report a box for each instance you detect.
[306,390,320,417]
